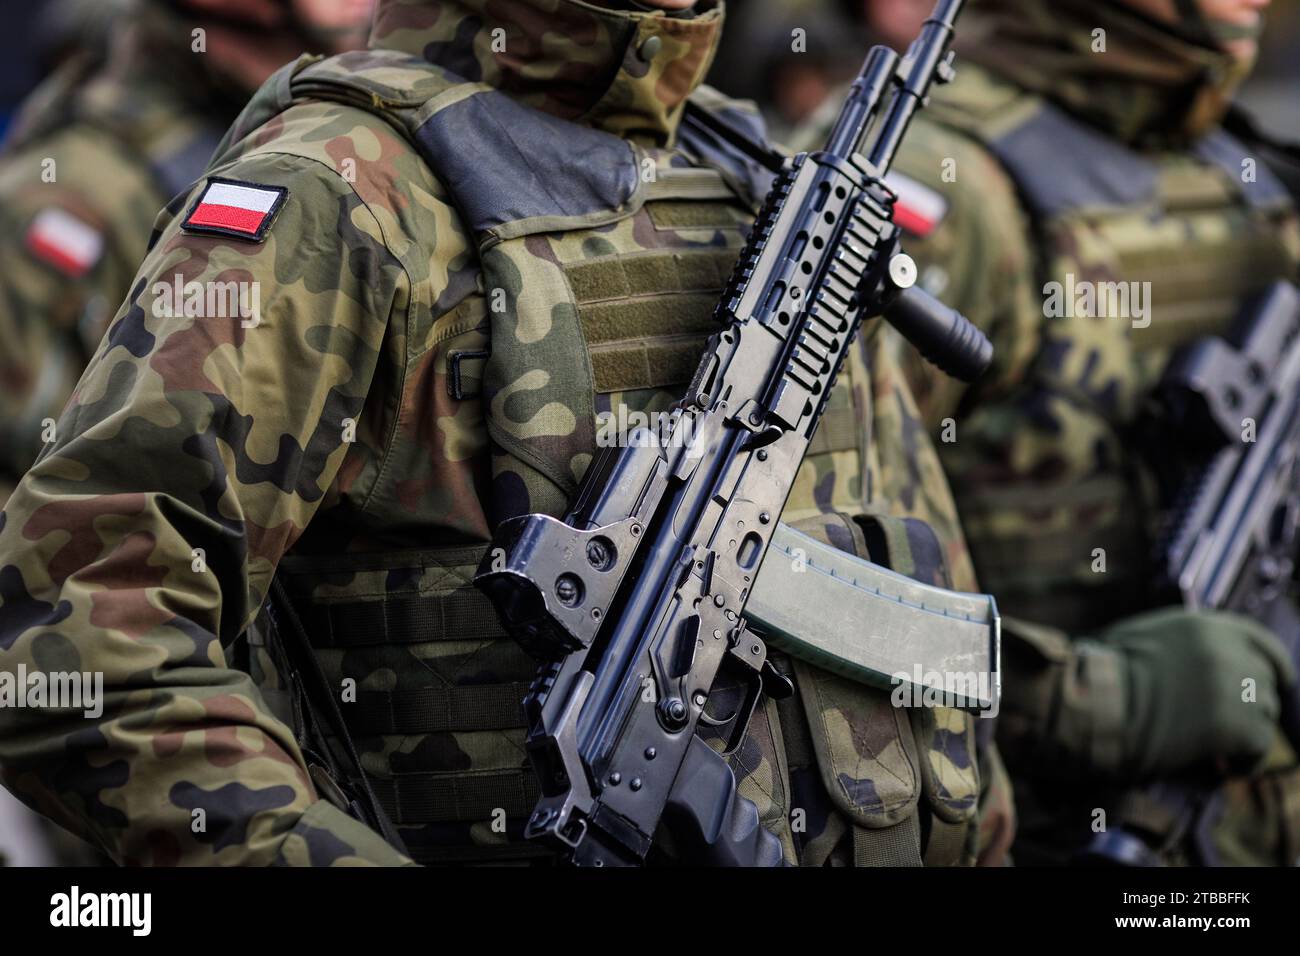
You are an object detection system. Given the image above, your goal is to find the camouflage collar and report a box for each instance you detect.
[955,0,1252,148]
[370,0,725,147]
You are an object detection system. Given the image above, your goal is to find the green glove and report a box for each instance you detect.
[1102,608,1297,781]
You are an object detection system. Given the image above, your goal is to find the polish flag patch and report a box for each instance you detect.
[182,178,288,242]
[884,171,949,239]
[26,208,104,278]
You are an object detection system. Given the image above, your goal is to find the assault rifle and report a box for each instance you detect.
[1159,281,1300,644]
[1083,281,1300,867]
[474,0,996,866]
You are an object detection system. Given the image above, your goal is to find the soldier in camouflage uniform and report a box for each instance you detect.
[0,0,1012,866]
[0,0,375,507]
[820,0,1300,864]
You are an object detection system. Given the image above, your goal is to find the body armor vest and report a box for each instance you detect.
[226,49,980,865]
[928,69,1300,630]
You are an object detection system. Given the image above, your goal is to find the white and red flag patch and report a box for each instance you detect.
[26,208,104,278]
[884,171,949,239]
[182,178,288,242]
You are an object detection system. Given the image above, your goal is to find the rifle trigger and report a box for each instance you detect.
[720,668,766,757]
[760,659,794,701]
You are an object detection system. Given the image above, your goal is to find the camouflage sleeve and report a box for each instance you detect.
[888,121,1042,428]
[0,128,163,498]
[0,148,415,866]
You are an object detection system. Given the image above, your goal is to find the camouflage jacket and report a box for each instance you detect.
[0,20,239,505]
[0,0,994,867]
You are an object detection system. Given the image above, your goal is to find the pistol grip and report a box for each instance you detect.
[661,736,787,867]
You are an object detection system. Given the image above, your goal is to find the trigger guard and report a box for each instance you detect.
[719,669,766,757]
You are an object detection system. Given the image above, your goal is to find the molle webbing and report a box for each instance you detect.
[972,95,1297,360]
[567,248,734,393]
[289,588,527,737]
[292,587,504,648]
[283,577,544,857]
[347,683,531,735]
[369,769,540,826]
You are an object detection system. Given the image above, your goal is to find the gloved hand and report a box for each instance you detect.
[995,608,1296,785]
[1103,608,1296,781]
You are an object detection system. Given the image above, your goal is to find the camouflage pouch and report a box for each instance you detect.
[778,511,979,866]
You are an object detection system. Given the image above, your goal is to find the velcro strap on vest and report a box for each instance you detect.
[295,590,506,648]
[566,249,735,394]
[922,816,969,867]
[806,402,858,456]
[852,815,923,867]
[348,684,528,734]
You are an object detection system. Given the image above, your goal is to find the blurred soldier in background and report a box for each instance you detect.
[711,0,928,142]
[30,0,132,78]
[0,0,376,507]
[850,0,931,49]
[802,0,1300,864]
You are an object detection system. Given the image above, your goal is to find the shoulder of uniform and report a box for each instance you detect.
[162,109,474,314]
[173,146,391,245]
[0,127,159,279]
[212,99,456,239]
[927,61,1039,136]
[890,113,1027,246]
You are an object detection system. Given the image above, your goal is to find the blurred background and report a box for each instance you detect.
[705,0,1300,143]
[0,0,1296,144]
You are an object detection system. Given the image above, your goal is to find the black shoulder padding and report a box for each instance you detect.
[413,87,639,237]
[1193,128,1291,210]
[985,102,1159,218]
[678,98,778,206]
